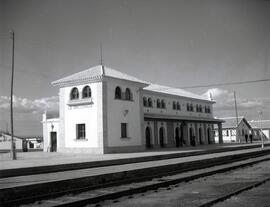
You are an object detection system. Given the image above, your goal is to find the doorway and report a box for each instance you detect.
[50,132,57,152]
[199,128,203,145]
[207,128,211,144]
[190,128,195,146]
[159,127,165,147]
[175,127,180,147]
[145,127,152,148]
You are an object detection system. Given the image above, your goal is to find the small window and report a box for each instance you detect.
[190,104,193,112]
[173,101,176,110]
[115,86,122,99]
[187,103,190,111]
[143,97,148,107]
[157,99,161,108]
[121,123,127,138]
[76,124,85,139]
[176,102,181,110]
[70,87,79,100]
[161,99,166,108]
[82,86,91,98]
[125,88,132,100]
[148,98,153,107]
[205,106,208,113]
[199,105,202,112]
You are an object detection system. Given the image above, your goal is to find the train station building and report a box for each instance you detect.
[42,65,224,153]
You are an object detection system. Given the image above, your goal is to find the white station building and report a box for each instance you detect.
[42,65,224,154]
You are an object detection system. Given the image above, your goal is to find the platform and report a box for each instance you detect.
[1,142,268,169]
[0,143,270,205]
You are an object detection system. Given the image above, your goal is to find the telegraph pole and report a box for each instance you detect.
[234,91,239,143]
[259,111,264,149]
[10,29,16,160]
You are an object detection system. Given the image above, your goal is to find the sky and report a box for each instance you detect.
[0,0,270,136]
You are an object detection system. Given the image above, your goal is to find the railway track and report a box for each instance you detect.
[198,177,270,207]
[4,150,269,207]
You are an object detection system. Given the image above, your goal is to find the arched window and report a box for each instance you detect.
[82,86,91,98]
[125,88,132,100]
[148,98,153,107]
[161,99,166,108]
[143,97,148,107]
[157,99,161,108]
[70,87,79,100]
[173,101,176,110]
[177,102,181,110]
[115,86,122,99]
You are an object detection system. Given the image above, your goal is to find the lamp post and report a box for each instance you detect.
[259,111,264,149]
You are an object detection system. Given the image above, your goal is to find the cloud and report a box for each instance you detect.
[0,95,59,114]
[202,88,270,119]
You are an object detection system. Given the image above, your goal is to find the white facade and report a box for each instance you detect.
[42,114,59,152]
[43,65,223,154]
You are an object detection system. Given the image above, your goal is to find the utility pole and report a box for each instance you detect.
[10,29,16,160]
[259,111,264,149]
[100,42,103,66]
[234,91,239,143]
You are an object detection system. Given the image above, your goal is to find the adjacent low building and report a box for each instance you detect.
[0,132,25,151]
[214,116,267,143]
[43,65,224,154]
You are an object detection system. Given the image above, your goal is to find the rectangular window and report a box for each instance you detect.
[121,123,127,138]
[76,124,86,139]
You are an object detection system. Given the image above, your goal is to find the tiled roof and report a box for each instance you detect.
[144,84,211,102]
[249,120,270,129]
[52,65,149,86]
[52,65,211,102]
[219,116,245,128]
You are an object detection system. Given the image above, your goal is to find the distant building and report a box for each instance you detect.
[0,132,43,151]
[0,132,24,151]
[43,65,224,154]
[249,120,270,140]
[20,136,43,149]
[214,117,266,143]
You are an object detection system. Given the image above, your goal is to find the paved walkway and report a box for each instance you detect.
[0,142,267,170]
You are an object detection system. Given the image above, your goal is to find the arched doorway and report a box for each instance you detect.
[199,128,203,145]
[145,127,151,148]
[159,127,165,147]
[175,127,180,147]
[180,125,184,146]
[207,128,211,144]
[189,128,195,146]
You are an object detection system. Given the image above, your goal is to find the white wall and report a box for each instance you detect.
[106,80,143,147]
[63,83,100,150]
